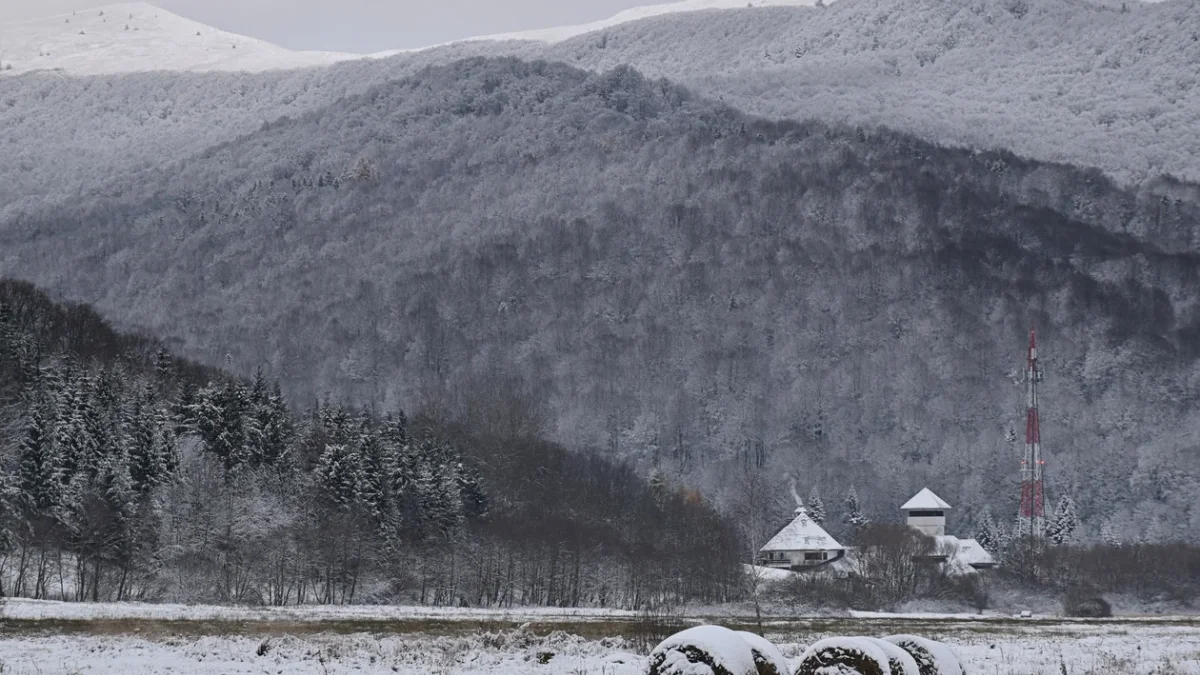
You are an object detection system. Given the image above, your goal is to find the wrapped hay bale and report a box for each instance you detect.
[883,635,963,675]
[735,631,791,675]
[865,637,921,675]
[794,636,891,675]
[648,625,759,675]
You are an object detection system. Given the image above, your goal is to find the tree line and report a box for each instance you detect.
[0,279,742,606]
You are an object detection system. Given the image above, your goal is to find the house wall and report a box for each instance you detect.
[758,549,844,569]
[907,514,946,536]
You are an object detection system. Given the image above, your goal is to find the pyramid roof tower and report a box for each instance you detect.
[901,488,952,511]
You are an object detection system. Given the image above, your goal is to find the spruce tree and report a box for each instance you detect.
[316,442,361,509]
[55,374,95,483]
[842,486,869,535]
[171,380,198,438]
[19,405,60,512]
[382,410,408,448]
[357,421,390,520]
[1047,495,1079,545]
[125,387,168,497]
[974,506,999,552]
[152,347,174,393]
[258,381,292,466]
[194,380,249,472]
[244,369,269,463]
[807,486,826,525]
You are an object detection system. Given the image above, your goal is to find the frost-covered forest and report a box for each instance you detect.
[0,279,741,605]
[2,57,1199,546]
[2,0,1199,219]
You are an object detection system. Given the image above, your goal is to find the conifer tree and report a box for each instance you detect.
[974,506,999,552]
[152,347,174,393]
[258,381,292,466]
[55,373,96,483]
[1046,495,1079,545]
[842,486,869,535]
[193,380,249,472]
[171,380,198,438]
[381,410,408,448]
[316,442,361,509]
[357,421,391,520]
[125,387,168,497]
[19,405,59,513]
[807,485,826,525]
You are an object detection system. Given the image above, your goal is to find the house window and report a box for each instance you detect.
[908,510,944,518]
[804,552,825,561]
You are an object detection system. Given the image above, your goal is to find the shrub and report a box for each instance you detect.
[1062,593,1112,618]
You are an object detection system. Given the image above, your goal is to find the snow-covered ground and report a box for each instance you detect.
[0,597,638,623]
[0,616,1197,674]
[1,600,1199,674]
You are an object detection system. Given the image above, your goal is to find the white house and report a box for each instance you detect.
[757,506,845,570]
[901,488,996,571]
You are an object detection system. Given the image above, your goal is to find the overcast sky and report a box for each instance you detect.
[2,0,651,52]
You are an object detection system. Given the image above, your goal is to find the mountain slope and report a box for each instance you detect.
[1,0,1198,216]
[529,0,1200,184]
[4,58,1199,542]
[476,0,824,43]
[0,2,356,75]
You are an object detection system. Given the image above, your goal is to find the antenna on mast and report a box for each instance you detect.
[1017,328,1046,539]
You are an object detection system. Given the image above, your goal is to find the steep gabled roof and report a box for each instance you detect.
[901,488,952,510]
[761,508,843,552]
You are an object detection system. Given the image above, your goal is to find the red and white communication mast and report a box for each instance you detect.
[1017,329,1046,539]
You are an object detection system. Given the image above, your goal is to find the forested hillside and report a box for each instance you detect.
[533,0,1200,184]
[2,0,1198,218]
[0,278,739,605]
[3,58,1199,544]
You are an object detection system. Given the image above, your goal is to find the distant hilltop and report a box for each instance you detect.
[0,0,826,76]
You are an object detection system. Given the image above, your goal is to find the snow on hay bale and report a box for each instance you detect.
[735,631,790,675]
[648,625,760,675]
[794,636,891,675]
[865,637,921,675]
[883,635,963,675]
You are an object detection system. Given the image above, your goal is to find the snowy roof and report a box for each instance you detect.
[901,488,952,510]
[936,535,996,568]
[952,537,995,566]
[761,508,843,552]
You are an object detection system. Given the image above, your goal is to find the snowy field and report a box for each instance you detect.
[2,601,1199,674]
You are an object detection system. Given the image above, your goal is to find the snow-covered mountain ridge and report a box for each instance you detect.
[0,0,826,76]
[475,0,824,43]
[0,2,355,75]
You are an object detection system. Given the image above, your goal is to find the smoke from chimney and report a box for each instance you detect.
[787,475,803,508]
